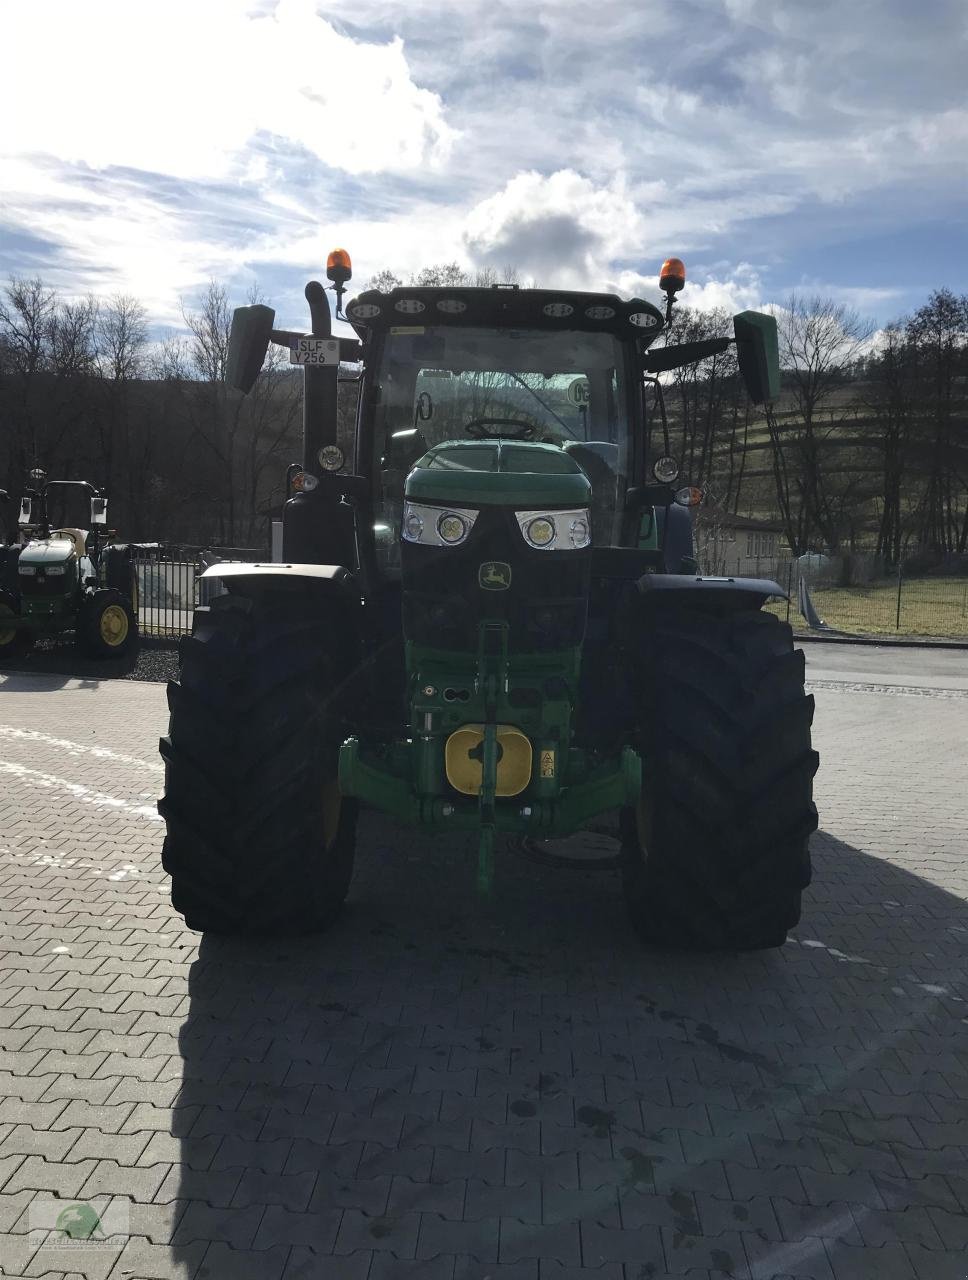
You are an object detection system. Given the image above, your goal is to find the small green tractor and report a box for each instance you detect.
[0,474,139,660]
[159,252,818,949]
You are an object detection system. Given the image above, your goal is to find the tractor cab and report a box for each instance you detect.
[354,302,644,572]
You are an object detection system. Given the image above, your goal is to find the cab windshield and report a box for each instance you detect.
[369,326,631,573]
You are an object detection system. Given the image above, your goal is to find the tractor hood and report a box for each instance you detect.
[19,538,77,566]
[405,440,591,509]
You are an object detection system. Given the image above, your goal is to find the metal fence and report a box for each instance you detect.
[764,557,968,640]
[135,545,264,638]
[134,544,968,643]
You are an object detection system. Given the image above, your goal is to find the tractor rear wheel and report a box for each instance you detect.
[103,546,139,614]
[621,604,817,950]
[77,588,138,658]
[159,590,357,934]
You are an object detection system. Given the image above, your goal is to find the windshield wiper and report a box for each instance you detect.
[508,372,572,434]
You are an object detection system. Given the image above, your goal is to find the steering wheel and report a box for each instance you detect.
[464,417,536,440]
[51,529,78,547]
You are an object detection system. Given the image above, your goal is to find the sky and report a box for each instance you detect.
[1,0,966,335]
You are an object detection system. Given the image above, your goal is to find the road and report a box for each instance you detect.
[0,641,966,1279]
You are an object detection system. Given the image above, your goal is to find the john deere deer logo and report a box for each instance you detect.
[479,562,511,590]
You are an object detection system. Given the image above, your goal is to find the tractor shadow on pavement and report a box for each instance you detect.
[168,821,968,1275]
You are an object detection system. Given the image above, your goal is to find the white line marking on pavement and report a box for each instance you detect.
[0,724,164,772]
[0,760,163,822]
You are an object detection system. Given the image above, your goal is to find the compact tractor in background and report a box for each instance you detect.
[159,251,818,949]
[0,471,139,659]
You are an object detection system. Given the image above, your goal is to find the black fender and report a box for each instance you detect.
[199,561,359,604]
[636,572,786,613]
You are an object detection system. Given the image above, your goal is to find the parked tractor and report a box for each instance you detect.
[0,473,139,659]
[159,252,818,948]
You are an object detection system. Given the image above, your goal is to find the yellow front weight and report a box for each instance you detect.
[445,724,532,798]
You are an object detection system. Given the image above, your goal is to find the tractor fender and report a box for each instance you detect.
[199,561,358,600]
[636,572,786,612]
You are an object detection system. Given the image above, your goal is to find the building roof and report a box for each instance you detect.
[697,504,786,533]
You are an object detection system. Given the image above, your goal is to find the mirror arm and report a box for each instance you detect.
[643,375,672,459]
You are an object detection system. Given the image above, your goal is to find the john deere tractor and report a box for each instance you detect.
[159,252,818,948]
[0,474,138,660]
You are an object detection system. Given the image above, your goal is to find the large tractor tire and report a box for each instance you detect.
[77,588,138,658]
[0,588,33,659]
[159,590,357,935]
[622,604,817,950]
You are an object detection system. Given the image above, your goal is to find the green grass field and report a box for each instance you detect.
[765,576,968,638]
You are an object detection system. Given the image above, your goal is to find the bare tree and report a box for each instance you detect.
[771,295,875,553]
[97,294,148,381]
[49,297,99,378]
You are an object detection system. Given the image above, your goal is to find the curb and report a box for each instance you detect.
[793,631,968,651]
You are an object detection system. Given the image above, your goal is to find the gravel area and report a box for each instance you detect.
[0,633,180,683]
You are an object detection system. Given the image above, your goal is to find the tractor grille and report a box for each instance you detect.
[18,572,72,598]
[401,507,590,653]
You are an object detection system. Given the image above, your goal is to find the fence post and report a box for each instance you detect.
[786,560,792,623]
[895,559,902,632]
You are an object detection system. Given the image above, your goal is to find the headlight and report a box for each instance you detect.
[526,517,556,548]
[18,564,36,575]
[44,565,66,575]
[516,509,592,551]
[437,512,469,545]
[402,502,479,546]
[652,455,680,483]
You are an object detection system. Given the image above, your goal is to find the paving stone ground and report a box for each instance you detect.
[0,649,966,1280]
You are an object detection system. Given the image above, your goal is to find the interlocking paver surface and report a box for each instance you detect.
[0,646,967,1279]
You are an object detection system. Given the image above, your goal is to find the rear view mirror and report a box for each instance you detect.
[226,304,275,394]
[18,498,31,525]
[91,497,108,525]
[733,310,780,404]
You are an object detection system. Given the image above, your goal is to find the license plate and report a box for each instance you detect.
[289,337,340,366]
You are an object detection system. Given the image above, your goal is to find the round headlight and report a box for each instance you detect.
[404,509,424,541]
[652,455,680,484]
[569,516,590,549]
[526,517,556,547]
[437,512,468,544]
[318,445,344,472]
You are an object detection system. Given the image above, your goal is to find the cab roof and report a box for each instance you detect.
[346,286,665,345]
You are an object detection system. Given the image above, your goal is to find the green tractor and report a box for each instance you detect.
[0,473,139,660]
[159,251,818,949]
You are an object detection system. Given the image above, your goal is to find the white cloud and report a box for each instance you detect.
[462,170,647,288]
[1,0,964,327]
[0,0,454,179]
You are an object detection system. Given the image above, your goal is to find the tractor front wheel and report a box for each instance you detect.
[0,589,33,660]
[622,604,818,950]
[159,590,357,934]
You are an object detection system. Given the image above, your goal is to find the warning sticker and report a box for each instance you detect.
[540,750,556,778]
